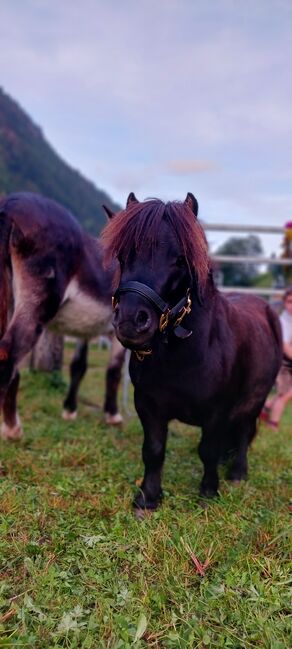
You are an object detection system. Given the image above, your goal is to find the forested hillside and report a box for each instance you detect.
[0,87,120,233]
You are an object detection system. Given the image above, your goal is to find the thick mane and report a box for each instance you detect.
[101,199,210,290]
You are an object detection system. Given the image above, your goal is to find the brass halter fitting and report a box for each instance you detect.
[174,292,192,327]
[134,349,153,362]
[159,309,170,332]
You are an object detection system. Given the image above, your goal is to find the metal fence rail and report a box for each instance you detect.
[203,221,288,293]
[219,287,284,296]
[212,255,292,266]
[203,223,283,234]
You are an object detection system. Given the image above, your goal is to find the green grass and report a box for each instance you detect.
[0,345,291,648]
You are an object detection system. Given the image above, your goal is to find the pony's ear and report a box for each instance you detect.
[126,192,139,206]
[185,192,198,218]
[102,204,115,220]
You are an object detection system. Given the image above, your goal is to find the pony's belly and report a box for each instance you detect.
[49,279,112,338]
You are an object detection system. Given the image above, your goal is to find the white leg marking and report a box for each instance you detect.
[62,409,78,421]
[1,414,23,441]
[105,412,123,426]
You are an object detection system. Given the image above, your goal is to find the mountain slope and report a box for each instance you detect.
[0,87,120,234]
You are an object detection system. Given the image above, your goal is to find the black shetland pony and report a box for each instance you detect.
[102,192,282,510]
[0,192,125,440]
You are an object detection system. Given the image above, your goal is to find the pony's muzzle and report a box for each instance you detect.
[112,304,152,334]
[112,301,156,348]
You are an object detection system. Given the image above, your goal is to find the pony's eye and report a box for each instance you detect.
[176,255,186,268]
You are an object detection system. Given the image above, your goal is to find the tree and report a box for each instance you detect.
[215,235,263,287]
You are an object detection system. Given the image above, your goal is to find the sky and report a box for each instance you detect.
[0,0,292,255]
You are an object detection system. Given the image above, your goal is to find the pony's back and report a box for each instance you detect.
[1,192,82,241]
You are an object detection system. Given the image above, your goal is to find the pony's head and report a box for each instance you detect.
[101,193,210,351]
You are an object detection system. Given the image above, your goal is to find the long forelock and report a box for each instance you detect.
[165,203,210,289]
[101,199,210,291]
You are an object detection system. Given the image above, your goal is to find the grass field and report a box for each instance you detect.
[0,344,291,648]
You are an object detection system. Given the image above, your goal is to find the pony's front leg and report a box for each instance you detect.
[134,421,168,510]
[133,399,168,511]
[1,371,22,440]
[198,425,221,498]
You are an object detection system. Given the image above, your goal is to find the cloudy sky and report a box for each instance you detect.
[1,0,291,254]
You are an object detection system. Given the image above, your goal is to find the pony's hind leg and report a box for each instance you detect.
[198,424,222,498]
[1,371,23,440]
[103,336,125,425]
[226,418,257,482]
[62,337,125,425]
[62,340,88,420]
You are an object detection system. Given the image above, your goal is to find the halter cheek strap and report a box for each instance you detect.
[113,280,193,359]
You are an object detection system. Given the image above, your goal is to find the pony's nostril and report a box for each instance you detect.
[135,309,151,331]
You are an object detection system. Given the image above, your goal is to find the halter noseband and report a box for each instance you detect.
[112,280,192,360]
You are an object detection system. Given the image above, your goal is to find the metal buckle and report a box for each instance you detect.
[159,309,170,332]
[174,293,192,328]
[134,349,152,362]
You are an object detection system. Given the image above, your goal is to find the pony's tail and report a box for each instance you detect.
[0,206,11,340]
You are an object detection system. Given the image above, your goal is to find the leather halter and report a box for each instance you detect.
[112,280,193,360]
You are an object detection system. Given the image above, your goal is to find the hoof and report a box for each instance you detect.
[227,469,247,482]
[133,489,163,512]
[1,417,23,441]
[199,488,219,500]
[62,409,77,421]
[227,474,247,483]
[133,507,155,520]
[105,412,123,426]
[198,498,210,510]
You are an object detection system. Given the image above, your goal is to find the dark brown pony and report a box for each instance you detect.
[0,192,125,439]
[102,192,282,510]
